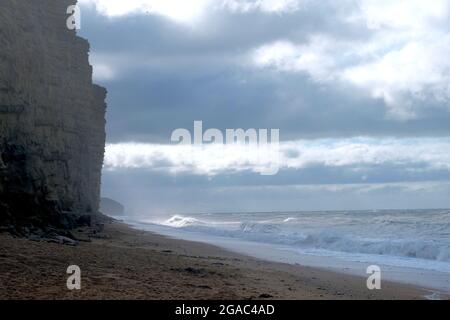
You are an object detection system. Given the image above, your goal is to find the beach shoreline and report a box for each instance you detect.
[0,221,442,300]
[129,218,450,296]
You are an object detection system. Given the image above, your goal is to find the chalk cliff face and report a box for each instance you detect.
[0,0,106,231]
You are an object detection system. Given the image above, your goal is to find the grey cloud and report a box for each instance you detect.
[102,169,450,214]
[78,5,450,143]
[75,1,450,212]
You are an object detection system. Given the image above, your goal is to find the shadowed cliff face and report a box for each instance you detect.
[0,0,107,232]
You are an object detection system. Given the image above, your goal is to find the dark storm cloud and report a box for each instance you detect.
[101,69,450,142]
[80,1,363,57]
[78,4,450,143]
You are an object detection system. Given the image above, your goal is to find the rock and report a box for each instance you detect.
[75,214,92,227]
[47,235,78,246]
[28,234,42,242]
[183,267,206,276]
[0,225,14,233]
[69,230,91,242]
[0,0,107,233]
[0,156,6,170]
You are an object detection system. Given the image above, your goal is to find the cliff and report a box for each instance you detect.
[0,0,107,234]
[100,198,125,217]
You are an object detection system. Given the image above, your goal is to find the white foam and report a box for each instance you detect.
[147,212,450,266]
[162,215,203,228]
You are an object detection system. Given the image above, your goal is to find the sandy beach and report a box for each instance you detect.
[0,221,437,300]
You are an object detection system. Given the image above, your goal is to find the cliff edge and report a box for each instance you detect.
[0,0,107,235]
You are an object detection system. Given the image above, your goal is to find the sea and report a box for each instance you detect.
[119,209,450,297]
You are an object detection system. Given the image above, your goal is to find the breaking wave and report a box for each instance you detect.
[158,211,450,264]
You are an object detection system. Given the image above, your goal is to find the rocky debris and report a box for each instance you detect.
[0,212,113,246]
[0,0,107,234]
[48,236,78,246]
[69,230,92,243]
[28,233,78,246]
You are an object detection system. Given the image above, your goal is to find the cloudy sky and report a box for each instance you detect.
[77,0,450,215]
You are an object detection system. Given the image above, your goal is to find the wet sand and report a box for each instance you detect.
[0,221,435,300]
